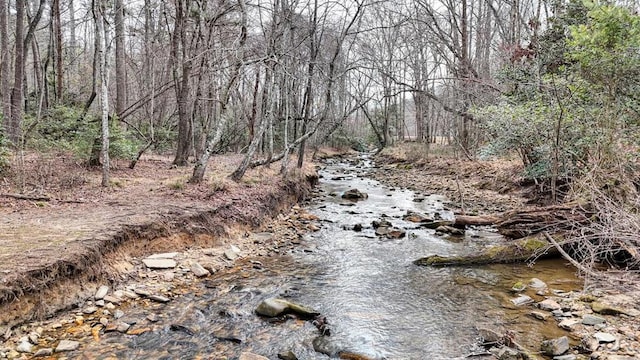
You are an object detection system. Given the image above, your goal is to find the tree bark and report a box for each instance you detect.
[94,0,110,186]
[9,0,26,145]
[114,0,126,118]
[0,0,10,128]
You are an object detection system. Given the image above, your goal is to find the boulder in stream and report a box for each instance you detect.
[255,298,319,319]
[341,189,368,200]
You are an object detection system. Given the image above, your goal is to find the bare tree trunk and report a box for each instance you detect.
[94,0,110,186]
[171,0,191,166]
[52,0,63,102]
[9,0,26,145]
[0,0,10,127]
[114,0,126,118]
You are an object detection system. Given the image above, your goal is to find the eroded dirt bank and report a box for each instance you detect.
[0,153,317,330]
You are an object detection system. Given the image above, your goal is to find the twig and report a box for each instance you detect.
[455,175,466,215]
[543,231,602,278]
[1,193,51,202]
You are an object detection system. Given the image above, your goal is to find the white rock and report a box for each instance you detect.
[147,252,179,259]
[16,340,33,353]
[190,263,210,277]
[511,295,534,306]
[113,310,124,319]
[593,332,616,343]
[238,352,269,360]
[538,299,562,311]
[142,258,177,269]
[117,323,131,333]
[83,306,98,314]
[94,285,110,300]
[224,249,239,261]
[34,348,53,357]
[95,300,105,307]
[55,340,80,352]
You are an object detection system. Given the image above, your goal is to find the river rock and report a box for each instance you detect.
[593,332,616,343]
[372,219,392,229]
[529,311,550,321]
[341,189,368,200]
[541,336,569,356]
[403,211,432,223]
[591,302,626,315]
[142,258,177,269]
[511,295,534,306]
[33,348,53,357]
[103,295,122,304]
[489,346,519,360]
[255,298,319,319]
[117,322,131,333]
[224,246,241,260]
[83,306,98,314]
[387,229,406,239]
[435,225,465,236]
[277,350,298,360]
[190,262,210,277]
[477,327,502,343]
[528,278,547,290]
[55,340,79,352]
[353,224,363,232]
[582,314,606,325]
[16,340,33,353]
[538,299,562,311]
[581,335,600,352]
[558,318,581,330]
[238,352,269,360]
[148,294,170,303]
[95,285,110,300]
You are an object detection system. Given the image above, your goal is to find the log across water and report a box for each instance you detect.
[414,235,560,267]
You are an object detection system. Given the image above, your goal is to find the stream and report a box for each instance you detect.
[39,155,582,359]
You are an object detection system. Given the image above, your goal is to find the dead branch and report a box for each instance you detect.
[1,193,51,202]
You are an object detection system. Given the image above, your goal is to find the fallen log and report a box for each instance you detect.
[414,235,559,267]
[1,193,51,202]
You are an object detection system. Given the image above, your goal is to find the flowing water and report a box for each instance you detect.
[55,155,582,359]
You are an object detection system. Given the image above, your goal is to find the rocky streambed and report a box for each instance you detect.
[1,155,639,360]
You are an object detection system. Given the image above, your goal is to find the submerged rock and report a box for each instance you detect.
[511,295,534,306]
[277,350,298,360]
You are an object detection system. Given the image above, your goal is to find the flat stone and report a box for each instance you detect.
[134,288,151,297]
[94,285,110,300]
[95,300,105,307]
[103,295,122,304]
[147,252,179,259]
[83,306,98,314]
[117,323,131,333]
[530,311,550,321]
[190,263,210,277]
[541,336,569,356]
[239,353,269,360]
[142,258,177,269]
[33,348,53,357]
[553,355,577,360]
[148,294,170,303]
[593,332,616,343]
[538,299,562,311]
[558,318,581,330]
[582,314,606,325]
[224,249,239,261]
[511,295,534,306]
[55,340,80,352]
[120,290,139,299]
